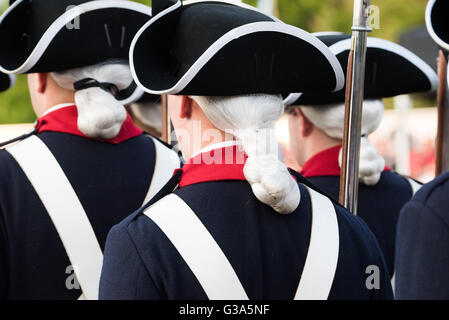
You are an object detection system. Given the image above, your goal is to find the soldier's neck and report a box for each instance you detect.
[302,129,341,166]
[33,89,75,118]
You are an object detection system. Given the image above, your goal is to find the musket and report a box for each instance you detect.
[339,0,371,214]
[435,50,449,175]
[161,94,172,144]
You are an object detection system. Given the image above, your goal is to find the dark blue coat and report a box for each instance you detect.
[308,172,416,277]
[0,127,169,299]
[301,146,417,276]
[99,146,393,300]
[395,171,449,299]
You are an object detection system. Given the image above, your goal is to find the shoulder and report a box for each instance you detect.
[111,206,147,234]
[104,208,153,262]
[295,177,381,253]
[410,172,449,204]
[377,171,417,194]
[0,147,16,164]
[380,170,412,185]
[0,142,28,177]
[334,203,376,240]
[399,172,449,230]
[104,194,191,281]
[110,194,176,244]
[330,198,384,260]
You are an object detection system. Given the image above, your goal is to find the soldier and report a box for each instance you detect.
[0,0,180,299]
[395,0,449,299]
[100,0,392,300]
[395,172,449,299]
[285,33,438,277]
[0,72,14,93]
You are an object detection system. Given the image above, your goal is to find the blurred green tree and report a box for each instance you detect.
[0,0,432,123]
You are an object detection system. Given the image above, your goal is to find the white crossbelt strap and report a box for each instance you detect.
[144,194,249,300]
[406,177,422,196]
[144,185,340,300]
[294,186,340,300]
[142,137,180,206]
[6,135,103,300]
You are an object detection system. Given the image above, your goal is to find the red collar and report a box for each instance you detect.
[301,145,391,178]
[35,105,142,144]
[301,145,342,177]
[177,145,248,188]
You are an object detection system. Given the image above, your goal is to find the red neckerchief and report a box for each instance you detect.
[35,105,142,144]
[301,145,390,178]
[177,145,248,188]
[176,145,299,188]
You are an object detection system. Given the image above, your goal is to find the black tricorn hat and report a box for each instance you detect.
[426,0,449,52]
[284,33,439,106]
[0,0,152,103]
[0,72,15,92]
[135,92,161,104]
[130,0,345,96]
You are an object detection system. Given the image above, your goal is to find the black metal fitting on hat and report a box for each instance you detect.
[74,78,120,98]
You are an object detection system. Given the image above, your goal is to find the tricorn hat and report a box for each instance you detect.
[426,0,449,52]
[135,92,161,104]
[130,0,345,96]
[0,72,15,92]
[0,0,153,103]
[284,33,439,106]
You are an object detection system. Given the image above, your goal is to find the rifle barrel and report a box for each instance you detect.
[339,0,371,214]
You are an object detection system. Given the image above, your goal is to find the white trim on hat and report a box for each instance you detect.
[118,85,145,105]
[283,92,303,106]
[425,0,449,52]
[7,74,16,89]
[283,36,440,106]
[129,0,182,95]
[0,0,152,74]
[312,31,345,37]
[130,2,345,96]
[330,37,439,91]
[0,0,23,27]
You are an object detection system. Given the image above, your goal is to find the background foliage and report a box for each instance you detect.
[0,0,431,124]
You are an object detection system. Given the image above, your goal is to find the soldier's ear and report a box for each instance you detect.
[291,107,301,117]
[179,95,192,119]
[299,109,314,137]
[37,73,48,94]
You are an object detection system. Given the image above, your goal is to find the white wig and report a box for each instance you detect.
[191,94,300,215]
[301,99,385,186]
[51,62,133,139]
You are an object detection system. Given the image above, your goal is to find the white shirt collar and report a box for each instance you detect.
[41,103,75,117]
[191,140,240,158]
